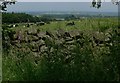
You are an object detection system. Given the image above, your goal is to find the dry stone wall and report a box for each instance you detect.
[3,28,120,60]
[2,27,120,81]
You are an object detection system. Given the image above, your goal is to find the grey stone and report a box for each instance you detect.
[37,32,46,38]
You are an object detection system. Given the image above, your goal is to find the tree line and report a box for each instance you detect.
[2,12,41,24]
[2,12,61,24]
[2,12,81,24]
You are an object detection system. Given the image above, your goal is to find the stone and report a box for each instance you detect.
[93,31,105,41]
[65,37,73,42]
[40,46,48,53]
[65,40,75,45]
[69,30,82,38]
[27,35,39,42]
[55,38,65,45]
[56,29,65,38]
[27,28,37,35]
[37,32,46,38]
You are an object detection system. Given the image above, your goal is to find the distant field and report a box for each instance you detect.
[6,17,118,32]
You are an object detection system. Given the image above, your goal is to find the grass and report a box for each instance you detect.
[2,17,120,81]
[9,17,118,32]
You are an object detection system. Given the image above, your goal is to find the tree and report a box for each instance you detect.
[2,12,40,23]
[92,0,119,8]
[0,0,16,11]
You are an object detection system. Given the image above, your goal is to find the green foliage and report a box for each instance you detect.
[2,17,120,81]
[2,12,40,23]
[0,1,16,11]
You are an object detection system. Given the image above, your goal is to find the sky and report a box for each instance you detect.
[16,0,112,2]
[6,2,118,12]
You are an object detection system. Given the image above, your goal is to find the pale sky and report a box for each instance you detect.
[16,0,112,2]
[1,0,119,2]
[17,0,111,2]
[7,2,118,12]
